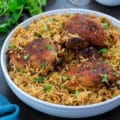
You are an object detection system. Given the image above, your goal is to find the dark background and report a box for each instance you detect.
[0,0,120,120]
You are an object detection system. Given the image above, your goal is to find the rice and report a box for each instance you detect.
[8,14,120,105]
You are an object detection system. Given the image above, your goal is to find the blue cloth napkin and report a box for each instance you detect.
[0,94,20,120]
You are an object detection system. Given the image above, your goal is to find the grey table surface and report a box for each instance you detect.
[0,0,120,120]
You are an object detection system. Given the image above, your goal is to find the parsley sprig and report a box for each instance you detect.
[0,0,47,33]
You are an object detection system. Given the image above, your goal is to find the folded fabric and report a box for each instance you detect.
[0,94,20,120]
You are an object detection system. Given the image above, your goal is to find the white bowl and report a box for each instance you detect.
[95,0,120,6]
[1,9,120,118]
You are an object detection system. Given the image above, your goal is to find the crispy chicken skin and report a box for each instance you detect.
[65,60,120,91]
[65,14,106,48]
[65,37,89,50]
[7,38,57,69]
[7,51,26,69]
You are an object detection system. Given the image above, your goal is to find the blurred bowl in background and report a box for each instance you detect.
[68,0,91,6]
[95,0,120,6]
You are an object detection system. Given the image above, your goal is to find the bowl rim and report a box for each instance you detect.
[1,8,120,109]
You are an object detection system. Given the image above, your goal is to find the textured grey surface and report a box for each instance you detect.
[0,0,120,120]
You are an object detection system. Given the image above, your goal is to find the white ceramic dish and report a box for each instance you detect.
[95,0,120,6]
[1,9,120,118]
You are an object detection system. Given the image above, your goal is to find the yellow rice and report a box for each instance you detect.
[8,14,120,105]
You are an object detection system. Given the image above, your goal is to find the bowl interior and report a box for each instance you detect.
[1,8,120,109]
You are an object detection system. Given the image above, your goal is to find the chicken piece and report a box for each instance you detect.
[65,37,89,50]
[65,14,106,48]
[64,60,120,91]
[25,38,57,68]
[7,50,27,69]
[7,38,57,70]
[76,47,101,59]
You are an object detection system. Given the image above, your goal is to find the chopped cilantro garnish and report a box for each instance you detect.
[99,48,108,53]
[18,68,24,73]
[33,77,45,83]
[9,43,14,48]
[45,44,53,50]
[40,63,46,69]
[23,54,29,60]
[44,83,53,92]
[74,90,79,96]
[101,73,108,83]
[44,25,49,32]
[61,75,70,80]
[102,23,108,29]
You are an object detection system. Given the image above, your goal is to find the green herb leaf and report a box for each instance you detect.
[41,0,47,6]
[44,25,49,32]
[45,44,53,50]
[99,48,108,53]
[40,63,46,69]
[23,54,30,60]
[33,77,45,83]
[74,90,79,96]
[9,43,15,49]
[102,23,108,29]
[0,23,8,32]
[18,68,24,73]
[44,83,53,92]
[101,73,108,83]
[17,0,26,7]
[0,1,8,15]
[0,0,47,33]
[61,75,70,80]
[8,0,21,12]
[25,0,47,16]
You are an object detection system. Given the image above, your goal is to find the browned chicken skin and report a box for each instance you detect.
[65,14,106,49]
[7,38,57,70]
[64,60,120,91]
[66,37,89,50]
